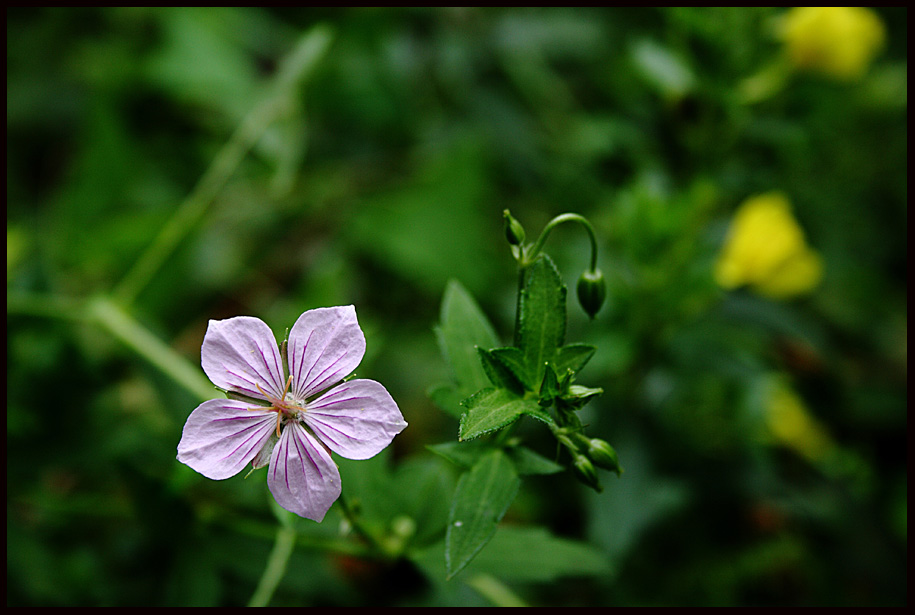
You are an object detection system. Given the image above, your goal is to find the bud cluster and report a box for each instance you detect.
[553,409,623,492]
[501,208,620,492]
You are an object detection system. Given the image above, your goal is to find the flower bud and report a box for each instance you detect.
[587,438,622,476]
[571,454,602,492]
[577,269,606,319]
[503,209,526,246]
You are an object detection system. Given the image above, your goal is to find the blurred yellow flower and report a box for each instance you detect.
[781,7,885,81]
[714,193,823,299]
[765,380,834,462]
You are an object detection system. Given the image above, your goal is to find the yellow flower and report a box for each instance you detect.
[714,192,823,299]
[764,380,833,462]
[781,7,886,81]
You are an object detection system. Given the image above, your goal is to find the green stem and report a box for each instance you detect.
[113,25,334,307]
[8,291,214,402]
[6,291,90,321]
[511,211,601,344]
[465,573,528,607]
[88,296,216,402]
[524,213,599,272]
[213,510,374,560]
[248,524,297,607]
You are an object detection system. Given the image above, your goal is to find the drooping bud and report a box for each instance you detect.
[503,209,526,246]
[576,269,606,319]
[587,438,622,476]
[571,453,602,492]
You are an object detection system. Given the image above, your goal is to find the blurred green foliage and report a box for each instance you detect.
[7,7,906,606]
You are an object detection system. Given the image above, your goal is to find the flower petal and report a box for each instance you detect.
[302,379,407,460]
[201,316,286,399]
[287,306,366,400]
[177,399,277,480]
[267,422,341,521]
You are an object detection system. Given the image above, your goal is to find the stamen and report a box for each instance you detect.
[254,382,272,401]
[280,375,293,400]
[251,380,292,438]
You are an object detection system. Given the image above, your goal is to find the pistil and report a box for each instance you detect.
[255,375,296,437]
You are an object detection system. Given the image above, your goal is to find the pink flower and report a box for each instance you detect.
[177,306,407,521]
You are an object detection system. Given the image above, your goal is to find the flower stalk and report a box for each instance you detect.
[248,524,297,607]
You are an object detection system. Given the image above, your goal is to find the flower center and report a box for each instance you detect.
[255,376,301,437]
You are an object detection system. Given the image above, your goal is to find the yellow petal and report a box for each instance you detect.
[715,192,822,298]
[765,382,833,461]
[781,7,886,80]
[754,246,823,299]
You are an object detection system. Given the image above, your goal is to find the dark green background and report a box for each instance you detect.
[7,7,906,606]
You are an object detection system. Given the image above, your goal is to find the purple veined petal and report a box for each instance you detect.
[201,316,286,400]
[301,379,407,461]
[287,306,366,400]
[267,421,341,521]
[177,399,277,480]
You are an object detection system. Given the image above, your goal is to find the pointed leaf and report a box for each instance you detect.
[554,343,596,376]
[477,348,525,395]
[538,362,560,405]
[426,440,490,469]
[428,382,467,419]
[459,387,543,441]
[489,346,533,391]
[517,255,566,388]
[505,445,564,475]
[445,449,520,579]
[465,525,611,581]
[428,441,561,476]
[411,525,611,584]
[434,280,500,398]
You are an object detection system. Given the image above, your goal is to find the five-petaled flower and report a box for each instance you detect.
[177,306,407,521]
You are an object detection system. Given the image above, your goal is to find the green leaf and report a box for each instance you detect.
[517,254,566,388]
[504,446,564,476]
[554,343,597,376]
[445,449,520,579]
[455,525,611,582]
[459,387,544,441]
[630,38,695,100]
[428,382,468,419]
[489,346,533,391]
[538,362,560,405]
[433,280,501,415]
[426,440,490,469]
[428,441,562,476]
[477,348,525,394]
